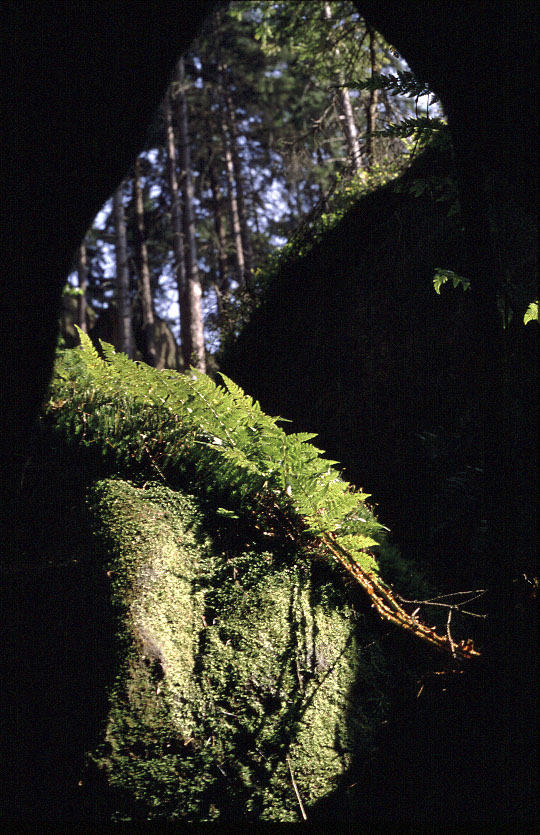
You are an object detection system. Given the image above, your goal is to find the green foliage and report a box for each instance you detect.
[62,283,84,298]
[432,269,471,295]
[50,333,471,660]
[524,300,538,325]
[47,330,385,575]
[374,116,450,147]
[354,70,434,100]
[236,1,372,79]
[352,66,451,155]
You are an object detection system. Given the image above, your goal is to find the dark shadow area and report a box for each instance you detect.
[221,145,539,825]
[222,144,538,582]
[0,428,117,822]
[308,620,538,826]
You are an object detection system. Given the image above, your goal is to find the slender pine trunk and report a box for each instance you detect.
[323,2,363,172]
[365,26,379,167]
[174,57,206,372]
[218,93,246,290]
[132,157,158,367]
[246,161,261,239]
[163,94,189,370]
[220,67,253,287]
[112,185,135,358]
[220,117,246,287]
[76,241,88,333]
[338,84,363,172]
[208,156,230,324]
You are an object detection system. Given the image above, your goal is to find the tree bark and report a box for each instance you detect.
[323,2,363,172]
[132,157,158,367]
[163,94,189,370]
[218,94,246,290]
[365,26,379,167]
[112,185,135,358]
[208,155,230,324]
[219,66,253,287]
[75,241,88,333]
[174,57,206,372]
[246,161,262,239]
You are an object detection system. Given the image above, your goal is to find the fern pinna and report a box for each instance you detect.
[46,329,479,661]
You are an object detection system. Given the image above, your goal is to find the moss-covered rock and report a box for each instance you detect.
[87,478,391,822]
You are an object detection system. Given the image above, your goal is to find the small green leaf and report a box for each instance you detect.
[433,269,470,294]
[216,508,239,520]
[524,301,538,325]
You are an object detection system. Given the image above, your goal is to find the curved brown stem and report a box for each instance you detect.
[321,532,480,661]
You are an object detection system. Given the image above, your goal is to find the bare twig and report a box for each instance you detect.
[397,589,488,618]
[286,756,307,821]
[399,589,487,603]
[446,609,456,659]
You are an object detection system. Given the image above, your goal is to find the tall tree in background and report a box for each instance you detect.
[207,67,249,294]
[218,61,254,287]
[71,0,417,360]
[364,25,379,166]
[247,0,402,173]
[207,144,231,321]
[173,57,206,372]
[163,92,190,366]
[75,241,88,332]
[323,1,363,171]
[132,156,158,367]
[112,185,135,358]
[219,98,248,291]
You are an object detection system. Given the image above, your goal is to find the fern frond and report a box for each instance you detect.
[352,70,434,100]
[46,338,480,661]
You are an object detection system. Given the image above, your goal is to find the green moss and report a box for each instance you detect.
[87,478,392,822]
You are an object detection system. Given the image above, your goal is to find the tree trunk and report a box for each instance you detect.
[219,66,253,287]
[323,2,363,172]
[337,84,363,172]
[75,241,88,333]
[208,156,230,324]
[218,96,246,290]
[164,95,191,370]
[174,57,206,372]
[365,26,379,167]
[247,161,262,239]
[132,157,158,367]
[112,185,135,358]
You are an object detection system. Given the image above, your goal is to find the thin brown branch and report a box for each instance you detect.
[446,609,456,659]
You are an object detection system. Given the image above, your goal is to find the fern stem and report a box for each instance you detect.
[320,533,480,661]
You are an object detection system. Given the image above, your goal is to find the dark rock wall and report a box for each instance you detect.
[222,147,538,580]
